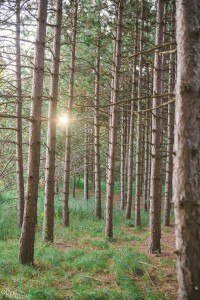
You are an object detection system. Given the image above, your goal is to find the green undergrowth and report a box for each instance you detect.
[72,178,121,195]
[0,191,173,300]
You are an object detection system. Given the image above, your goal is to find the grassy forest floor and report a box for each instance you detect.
[0,190,177,300]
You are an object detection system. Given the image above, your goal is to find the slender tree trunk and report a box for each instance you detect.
[43,0,62,242]
[123,110,130,199]
[84,124,89,201]
[173,1,200,298]
[135,1,144,226]
[72,174,75,199]
[144,111,149,211]
[148,0,163,253]
[163,1,175,227]
[147,66,153,210]
[15,0,25,227]
[120,105,125,210]
[140,122,145,201]
[63,0,78,227]
[125,26,137,218]
[94,31,101,218]
[144,68,150,211]
[163,102,174,226]
[19,0,48,265]
[105,0,124,238]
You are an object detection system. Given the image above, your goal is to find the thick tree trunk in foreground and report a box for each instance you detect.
[19,0,48,265]
[63,0,78,227]
[173,0,200,299]
[43,0,62,242]
[105,0,123,238]
[15,0,25,227]
[148,0,163,253]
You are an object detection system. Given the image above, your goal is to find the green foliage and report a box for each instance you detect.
[74,177,93,191]
[72,250,112,274]
[86,240,110,249]
[0,191,174,300]
[0,196,21,240]
[27,288,58,300]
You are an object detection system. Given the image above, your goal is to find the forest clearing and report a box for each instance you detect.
[0,0,200,299]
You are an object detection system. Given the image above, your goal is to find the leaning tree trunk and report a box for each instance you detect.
[15,0,25,227]
[63,0,78,227]
[173,0,200,299]
[105,0,124,238]
[43,0,62,242]
[148,0,163,253]
[19,0,48,265]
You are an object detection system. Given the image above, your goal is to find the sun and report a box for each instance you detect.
[58,114,69,126]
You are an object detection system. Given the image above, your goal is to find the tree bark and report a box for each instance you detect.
[125,18,137,218]
[173,0,200,298]
[63,0,78,227]
[120,105,125,210]
[84,124,89,201]
[72,174,76,199]
[163,1,175,227]
[148,0,163,253]
[43,0,62,242]
[135,1,144,226]
[94,30,101,218]
[15,0,25,227]
[105,0,124,238]
[144,67,151,211]
[19,0,48,265]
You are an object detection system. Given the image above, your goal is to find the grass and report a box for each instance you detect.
[0,189,176,300]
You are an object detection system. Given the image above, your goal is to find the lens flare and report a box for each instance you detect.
[58,114,69,126]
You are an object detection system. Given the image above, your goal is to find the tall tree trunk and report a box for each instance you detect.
[125,23,137,218]
[72,174,76,199]
[63,0,78,227]
[15,0,25,227]
[84,124,89,201]
[120,105,125,210]
[173,0,200,298]
[148,0,163,253]
[43,0,62,242]
[94,31,101,218]
[144,67,151,211]
[19,0,48,265]
[147,66,153,210]
[123,109,130,201]
[105,0,124,238]
[163,1,175,227]
[135,0,144,226]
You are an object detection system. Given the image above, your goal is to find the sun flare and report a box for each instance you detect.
[58,114,69,126]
